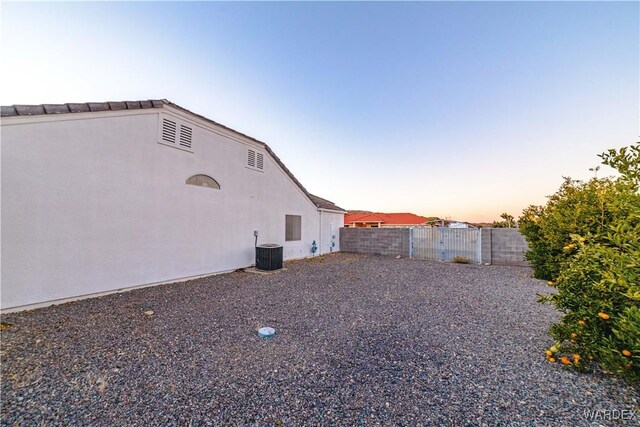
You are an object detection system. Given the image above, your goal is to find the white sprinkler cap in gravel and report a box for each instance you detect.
[258,327,276,338]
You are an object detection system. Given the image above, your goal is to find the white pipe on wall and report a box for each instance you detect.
[319,210,323,255]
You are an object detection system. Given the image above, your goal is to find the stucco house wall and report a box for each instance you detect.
[1,102,344,310]
[319,210,342,254]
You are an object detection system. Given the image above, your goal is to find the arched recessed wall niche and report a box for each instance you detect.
[186,174,220,190]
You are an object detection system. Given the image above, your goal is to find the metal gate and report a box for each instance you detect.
[411,227,481,264]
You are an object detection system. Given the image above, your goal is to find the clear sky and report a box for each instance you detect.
[2,2,638,222]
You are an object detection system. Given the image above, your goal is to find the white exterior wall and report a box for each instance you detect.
[1,107,342,310]
[318,210,342,254]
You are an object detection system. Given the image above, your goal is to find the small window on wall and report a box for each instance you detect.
[285,215,302,241]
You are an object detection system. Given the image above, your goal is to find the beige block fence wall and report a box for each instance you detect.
[340,227,529,266]
[480,228,529,266]
[339,228,412,258]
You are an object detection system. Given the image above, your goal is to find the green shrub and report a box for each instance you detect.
[451,256,470,264]
[527,143,639,383]
[492,212,517,228]
[519,177,625,281]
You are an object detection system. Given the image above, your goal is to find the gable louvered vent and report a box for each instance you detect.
[246,149,264,172]
[179,125,192,149]
[158,115,194,152]
[162,119,177,143]
[257,153,264,170]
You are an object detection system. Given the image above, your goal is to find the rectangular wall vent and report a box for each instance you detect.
[246,149,264,172]
[162,119,177,143]
[179,125,192,149]
[158,115,193,153]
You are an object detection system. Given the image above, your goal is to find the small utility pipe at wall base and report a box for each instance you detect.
[319,210,322,256]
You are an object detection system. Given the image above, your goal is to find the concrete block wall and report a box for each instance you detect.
[481,228,492,265]
[341,227,529,266]
[481,228,529,266]
[340,228,411,258]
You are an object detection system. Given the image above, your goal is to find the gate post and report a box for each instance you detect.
[409,227,414,258]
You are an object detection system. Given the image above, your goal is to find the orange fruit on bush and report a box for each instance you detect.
[570,333,577,338]
[549,357,556,363]
[622,350,632,357]
[561,356,571,365]
[597,312,610,320]
[545,350,553,357]
[547,281,555,287]
[573,354,581,362]
[578,320,586,326]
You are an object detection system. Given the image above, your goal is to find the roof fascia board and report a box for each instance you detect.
[0,108,159,127]
[161,105,265,150]
[318,208,346,214]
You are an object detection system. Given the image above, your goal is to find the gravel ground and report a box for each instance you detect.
[1,253,638,426]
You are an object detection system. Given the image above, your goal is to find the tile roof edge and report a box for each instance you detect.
[1,100,164,117]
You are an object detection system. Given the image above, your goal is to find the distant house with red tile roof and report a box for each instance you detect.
[344,212,435,228]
